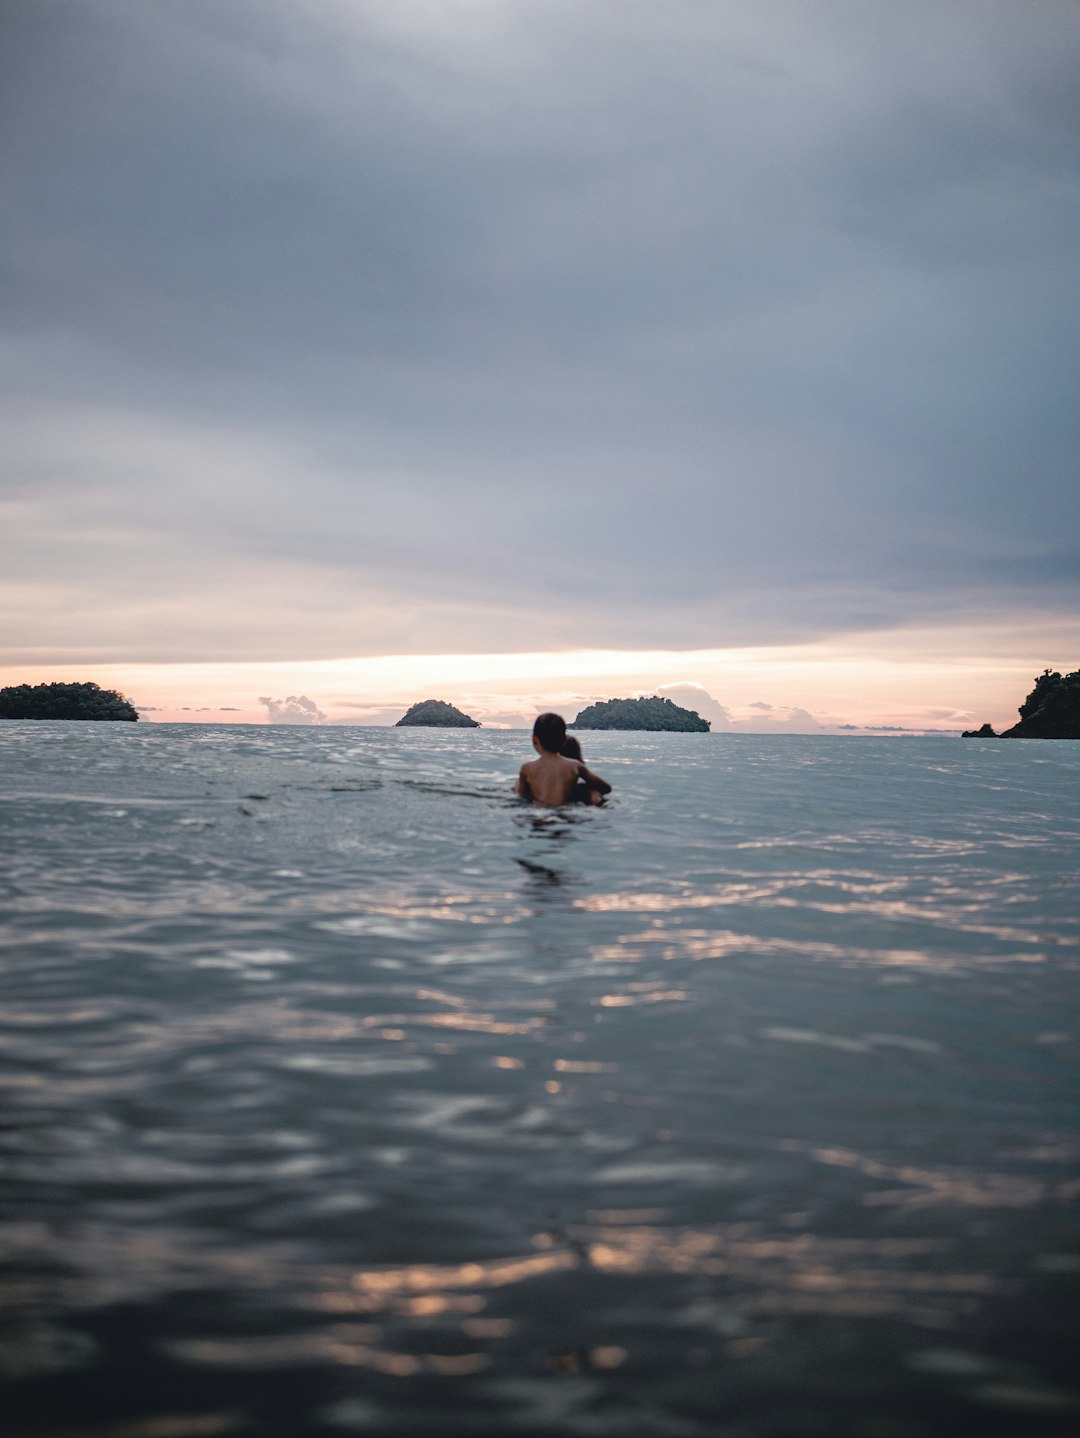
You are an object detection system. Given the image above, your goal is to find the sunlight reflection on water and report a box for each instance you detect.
[1,724,1079,1435]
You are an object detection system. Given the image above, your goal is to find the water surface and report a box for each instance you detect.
[2,725,1078,1436]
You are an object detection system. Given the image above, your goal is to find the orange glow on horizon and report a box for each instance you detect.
[1,616,1075,732]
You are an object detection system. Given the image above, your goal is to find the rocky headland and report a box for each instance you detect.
[395,699,480,728]
[572,695,710,732]
[962,668,1080,739]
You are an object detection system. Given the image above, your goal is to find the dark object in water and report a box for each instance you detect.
[963,668,1080,739]
[572,695,710,731]
[0,680,138,721]
[1001,668,1080,738]
[396,699,480,728]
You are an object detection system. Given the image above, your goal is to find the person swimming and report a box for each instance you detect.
[515,713,611,807]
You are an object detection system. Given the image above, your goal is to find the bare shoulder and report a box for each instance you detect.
[515,757,536,795]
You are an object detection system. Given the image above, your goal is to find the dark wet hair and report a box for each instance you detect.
[560,735,583,761]
[532,712,567,753]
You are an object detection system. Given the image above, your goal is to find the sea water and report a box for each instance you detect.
[1,723,1078,1437]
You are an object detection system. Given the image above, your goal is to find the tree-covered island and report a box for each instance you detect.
[572,695,710,731]
[962,668,1080,739]
[395,699,480,728]
[0,682,138,721]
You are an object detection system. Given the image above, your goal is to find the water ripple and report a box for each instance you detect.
[1,726,1078,1434]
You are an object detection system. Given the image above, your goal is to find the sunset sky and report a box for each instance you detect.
[3,2,1077,729]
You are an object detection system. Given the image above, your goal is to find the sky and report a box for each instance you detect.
[2,1,1078,729]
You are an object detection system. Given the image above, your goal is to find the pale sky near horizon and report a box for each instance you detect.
[2,2,1078,729]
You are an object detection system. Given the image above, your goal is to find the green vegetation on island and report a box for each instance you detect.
[0,681,138,722]
[962,668,1080,739]
[572,695,710,732]
[395,699,480,728]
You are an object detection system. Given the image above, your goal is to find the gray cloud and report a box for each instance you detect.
[474,711,531,730]
[854,724,961,734]
[748,706,822,733]
[659,683,826,731]
[2,0,1078,661]
[657,683,733,728]
[259,694,327,725]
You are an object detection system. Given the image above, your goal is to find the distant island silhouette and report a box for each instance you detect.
[962,668,1079,739]
[572,695,710,732]
[395,699,480,728]
[0,681,138,722]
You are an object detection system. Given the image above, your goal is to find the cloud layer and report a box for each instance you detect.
[3,0,1078,663]
[259,694,327,725]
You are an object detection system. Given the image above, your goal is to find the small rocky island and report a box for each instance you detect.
[572,695,710,732]
[395,699,480,728]
[962,668,1080,739]
[0,681,138,721]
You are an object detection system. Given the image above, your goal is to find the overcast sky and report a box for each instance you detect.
[2,0,1078,677]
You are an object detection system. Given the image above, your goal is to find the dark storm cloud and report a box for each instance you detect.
[2,0,1078,660]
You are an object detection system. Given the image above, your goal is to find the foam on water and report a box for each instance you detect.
[1,723,1079,1435]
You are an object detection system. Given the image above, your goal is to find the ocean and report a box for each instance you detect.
[2,723,1078,1437]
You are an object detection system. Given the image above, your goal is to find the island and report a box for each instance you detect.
[962,668,1080,739]
[395,699,480,728]
[0,681,138,721]
[572,695,710,732]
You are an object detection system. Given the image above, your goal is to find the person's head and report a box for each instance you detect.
[560,735,583,761]
[532,711,567,755]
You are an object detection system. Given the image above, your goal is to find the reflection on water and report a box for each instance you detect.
[1,725,1079,1435]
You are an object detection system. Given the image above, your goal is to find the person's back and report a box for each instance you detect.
[516,713,611,807]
